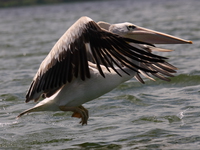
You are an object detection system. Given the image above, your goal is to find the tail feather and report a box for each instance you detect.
[17,96,60,119]
[17,107,40,118]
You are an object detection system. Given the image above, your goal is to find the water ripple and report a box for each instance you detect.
[0,0,199,149]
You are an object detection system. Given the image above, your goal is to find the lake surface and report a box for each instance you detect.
[0,0,200,149]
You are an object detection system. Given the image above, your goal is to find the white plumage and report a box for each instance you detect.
[18,16,192,125]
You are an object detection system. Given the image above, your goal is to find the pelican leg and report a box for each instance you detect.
[59,105,89,125]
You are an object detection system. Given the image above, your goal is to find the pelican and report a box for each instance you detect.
[17,16,192,125]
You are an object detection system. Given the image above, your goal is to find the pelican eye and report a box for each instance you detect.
[127,25,136,30]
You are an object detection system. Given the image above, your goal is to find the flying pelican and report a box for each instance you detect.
[17,16,192,125]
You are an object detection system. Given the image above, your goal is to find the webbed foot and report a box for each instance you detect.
[59,105,89,125]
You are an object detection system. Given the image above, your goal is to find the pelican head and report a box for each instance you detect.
[98,21,192,44]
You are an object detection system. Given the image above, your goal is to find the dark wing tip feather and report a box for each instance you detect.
[25,18,95,102]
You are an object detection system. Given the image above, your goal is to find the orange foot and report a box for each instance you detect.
[59,105,89,125]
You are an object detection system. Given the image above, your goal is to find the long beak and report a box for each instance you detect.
[126,26,192,44]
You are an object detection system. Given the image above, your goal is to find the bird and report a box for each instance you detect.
[17,16,192,125]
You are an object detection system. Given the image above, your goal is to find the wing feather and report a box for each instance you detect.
[25,16,173,102]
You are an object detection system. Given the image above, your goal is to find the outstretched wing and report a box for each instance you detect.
[26,16,167,102]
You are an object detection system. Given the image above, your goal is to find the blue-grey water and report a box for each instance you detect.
[0,0,200,149]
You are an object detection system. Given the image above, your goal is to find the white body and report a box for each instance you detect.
[30,65,134,112]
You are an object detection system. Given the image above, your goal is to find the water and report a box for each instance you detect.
[0,0,200,149]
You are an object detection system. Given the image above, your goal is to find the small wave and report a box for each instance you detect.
[176,108,190,126]
[0,121,18,127]
[170,74,200,85]
[177,108,189,120]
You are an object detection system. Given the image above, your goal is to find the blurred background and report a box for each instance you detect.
[0,0,95,7]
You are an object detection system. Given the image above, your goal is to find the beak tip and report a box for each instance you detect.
[188,41,193,44]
